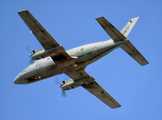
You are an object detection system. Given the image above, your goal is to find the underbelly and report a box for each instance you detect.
[25,64,63,84]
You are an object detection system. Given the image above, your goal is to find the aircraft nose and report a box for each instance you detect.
[14,75,21,84]
[14,79,19,84]
[14,74,26,84]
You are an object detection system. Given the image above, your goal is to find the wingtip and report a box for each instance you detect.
[18,10,29,14]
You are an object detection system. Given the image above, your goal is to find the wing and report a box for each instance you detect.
[65,69,90,80]
[65,69,121,108]
[82,81,121,108]
[18,10,59,49]
[18,10,72,61]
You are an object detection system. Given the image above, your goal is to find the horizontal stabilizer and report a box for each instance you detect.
[96,17,127,42]
[121,41,149,66]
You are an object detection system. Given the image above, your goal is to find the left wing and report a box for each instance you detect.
[65,69,121,108]
[18,10,72,61]
[18,10,59,49]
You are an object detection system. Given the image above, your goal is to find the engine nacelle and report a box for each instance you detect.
[30,46,64,60]
[60,76,94,90]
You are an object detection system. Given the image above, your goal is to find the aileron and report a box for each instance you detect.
[18,10,59,49]
[82,81,121,108]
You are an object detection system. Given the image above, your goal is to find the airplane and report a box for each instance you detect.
[14,10,149,109]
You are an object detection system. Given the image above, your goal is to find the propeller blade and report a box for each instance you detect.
[25,44,31,53]
[62,90,67,97]
[25,45,35,64]
[54,77,67,97]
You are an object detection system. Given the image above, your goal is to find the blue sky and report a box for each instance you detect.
[1,0,162,120]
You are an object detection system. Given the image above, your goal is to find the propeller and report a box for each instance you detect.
[62,89,67,97]
[55,77,67,97]
[25,45,35,64]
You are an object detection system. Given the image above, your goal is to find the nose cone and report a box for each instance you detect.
[14,74,27,84]
[14,75,21,84]
[14,77,20,84]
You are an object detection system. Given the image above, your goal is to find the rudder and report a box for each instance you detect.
[120,17,139,37]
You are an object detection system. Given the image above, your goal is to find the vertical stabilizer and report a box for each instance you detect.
[120,17,139,37]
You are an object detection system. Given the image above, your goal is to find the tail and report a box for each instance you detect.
[96,17,149,66]
[120,17,139,37]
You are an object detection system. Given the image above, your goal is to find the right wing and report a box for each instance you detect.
[82,81,121,109]
[65,69,121,108]
[18,10,72,61]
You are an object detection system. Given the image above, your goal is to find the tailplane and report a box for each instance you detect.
[120,17,149,66]
[96,17,149,66]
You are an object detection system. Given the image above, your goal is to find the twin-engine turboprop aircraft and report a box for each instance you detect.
[14,10,149,108]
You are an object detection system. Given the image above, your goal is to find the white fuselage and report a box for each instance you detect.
[14,39,126,84]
